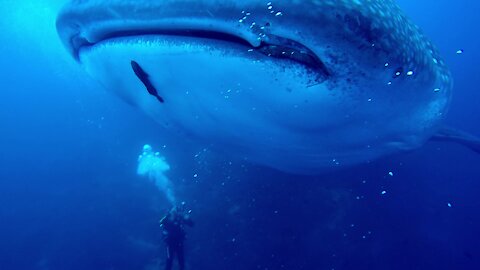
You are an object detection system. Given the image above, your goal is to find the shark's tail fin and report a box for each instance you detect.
[430,126,480,154]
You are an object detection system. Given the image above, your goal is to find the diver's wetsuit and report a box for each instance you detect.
[160,211,193,270]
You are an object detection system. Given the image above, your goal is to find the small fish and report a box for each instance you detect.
[131,60,164,103]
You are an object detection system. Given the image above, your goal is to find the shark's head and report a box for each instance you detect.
[57,0,452,174]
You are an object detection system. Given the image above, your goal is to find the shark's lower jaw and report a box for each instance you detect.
[80,34,333,120]
[75,30,331,82]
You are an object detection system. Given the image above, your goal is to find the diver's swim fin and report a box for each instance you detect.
[430,126,480,154]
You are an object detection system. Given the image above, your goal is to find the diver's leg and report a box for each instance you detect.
[177,243,185,270]
[165,246,174,270]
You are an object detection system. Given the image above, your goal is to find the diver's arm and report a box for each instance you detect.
[159,215,167,226]
[159,216,170,238]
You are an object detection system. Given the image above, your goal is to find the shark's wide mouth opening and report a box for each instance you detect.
[72,29,331,81]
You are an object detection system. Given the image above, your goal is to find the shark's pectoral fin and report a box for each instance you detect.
[430,126,480,154]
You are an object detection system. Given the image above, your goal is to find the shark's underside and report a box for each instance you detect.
[56,0,478,173]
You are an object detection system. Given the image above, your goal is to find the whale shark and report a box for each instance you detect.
[56,0,479,174]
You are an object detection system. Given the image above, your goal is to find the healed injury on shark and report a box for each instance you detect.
[56,0,480,174]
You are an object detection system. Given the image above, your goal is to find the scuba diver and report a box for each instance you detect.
[159,203,194,270]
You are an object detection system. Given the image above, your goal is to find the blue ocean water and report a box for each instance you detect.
[1,1,479,270]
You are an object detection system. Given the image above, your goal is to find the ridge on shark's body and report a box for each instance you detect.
[56,0,479,174]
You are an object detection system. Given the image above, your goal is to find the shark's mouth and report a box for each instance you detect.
[71,29,331,81]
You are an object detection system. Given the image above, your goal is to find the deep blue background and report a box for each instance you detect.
[1,1,479,269]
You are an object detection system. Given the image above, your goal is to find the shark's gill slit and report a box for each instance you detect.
[131,60,165,103]
[83,29,330,80]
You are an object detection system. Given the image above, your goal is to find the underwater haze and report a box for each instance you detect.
[1,1,480,270]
